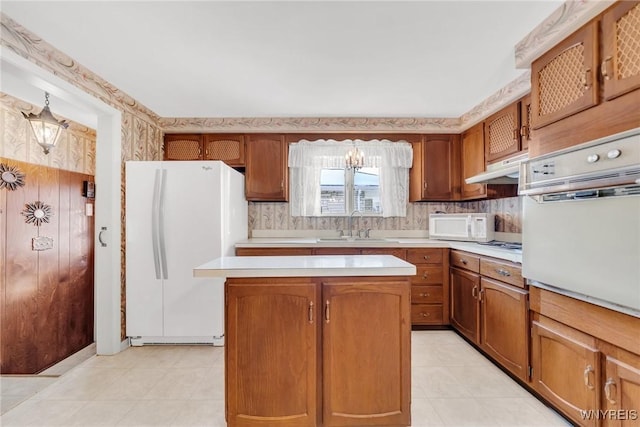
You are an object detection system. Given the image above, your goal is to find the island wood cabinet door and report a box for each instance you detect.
[450,267,480,344]
[225,279,320,427]
[531,318,601,427]
[478,278,529,381]
[322,280,411,427]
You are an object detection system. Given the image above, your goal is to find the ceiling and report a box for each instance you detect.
[1,1,563,120]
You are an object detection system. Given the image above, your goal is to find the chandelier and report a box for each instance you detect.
[22,92,69,155]
[345,145,364,170]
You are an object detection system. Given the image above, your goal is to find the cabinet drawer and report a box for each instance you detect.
[314,248,361,255]
[361,248,406,259]
[235,247,313,256]
[480,258,524,288]
[411,285,443,304]
[411,304,444,325]
[450,250,480,272]
[407,248,443,264]
[411,266,443,285]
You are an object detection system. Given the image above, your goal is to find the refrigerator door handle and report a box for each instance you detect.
[158,169,168,280]
[152,169,162,280]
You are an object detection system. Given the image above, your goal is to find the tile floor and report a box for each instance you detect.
[0,331,570,426]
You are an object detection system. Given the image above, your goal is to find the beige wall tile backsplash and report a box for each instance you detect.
[249,197,522,234]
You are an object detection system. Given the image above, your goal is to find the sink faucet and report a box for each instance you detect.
[348,210,363,237]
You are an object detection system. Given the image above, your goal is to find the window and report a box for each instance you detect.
[289,139,412,217]
[320,167,381,215]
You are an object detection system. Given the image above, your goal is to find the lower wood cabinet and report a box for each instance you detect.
[531,316,601,427]
[450,250,529,381]
[226,279,319,427]
[479,278,529,381]
[225,276,411,427]
[407,248,449,326]
[529,287,640,427]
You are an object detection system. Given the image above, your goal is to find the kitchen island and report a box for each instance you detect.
[194,255,416,427]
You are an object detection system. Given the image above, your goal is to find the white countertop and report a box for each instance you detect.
[236,238,523,264]
[194,255,417,278]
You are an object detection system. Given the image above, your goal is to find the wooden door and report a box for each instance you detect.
[225,279,319,427]
[450,267,479,344]
[163,134,203,160]
[531,318,601,427]
[322,279,411,427]
[531,21,599,129]
[460,122,487,200]
[245,134,288,201]
[484,102,521,163]
[603,351,640,427]
[203,134,245,166]
[479,278,529,381]
[601,1,640,100]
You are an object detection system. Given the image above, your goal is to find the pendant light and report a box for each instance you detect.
[345,143,364,170]
[22,92,68,155]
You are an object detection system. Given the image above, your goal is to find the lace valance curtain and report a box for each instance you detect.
[288,139,413,217]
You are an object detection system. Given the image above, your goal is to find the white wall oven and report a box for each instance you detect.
[520,128,640,316]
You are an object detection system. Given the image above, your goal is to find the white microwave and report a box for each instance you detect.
[429,213,495,243]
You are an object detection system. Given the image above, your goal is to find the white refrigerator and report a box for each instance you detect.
[125,160,247,346]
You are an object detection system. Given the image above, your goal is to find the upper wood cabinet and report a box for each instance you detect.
[484,102,522,163]
[601,1,640,101]
[163,134,203,160]
[531,21,600,129]
[245,134,288,201]
[460,123,487,200]
[409,134,458,202]
[203,134,245,166]
[164,133,245,166]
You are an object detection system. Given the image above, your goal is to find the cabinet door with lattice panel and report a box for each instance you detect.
[203,134,245,167]
[531,21,599,129]
[601,1,640,101]
[163,134,203,160]
[484,102,521,163]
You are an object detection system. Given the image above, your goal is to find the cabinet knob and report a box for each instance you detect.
[421,312,430,317]
[471,286,478,299]
[422,272,429,279]
[423,255,430,261]
[460,259,468,265]
[582,68,592,90]
[496,268,511,277]
[419,293,430,297]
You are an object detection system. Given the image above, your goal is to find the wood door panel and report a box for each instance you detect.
[245,134,287,201]
[2,161,40,373]
[460,123,487,200]
[322,280,411,426]
[604,353,640,427]
[35,165,61,371]
[226,279,318,427]
[1,159,94,374]
[479,278,529,381]
[450,267,479,344]
[531,318,601,427]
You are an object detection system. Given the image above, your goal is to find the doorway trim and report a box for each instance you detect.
[1,47,124,355]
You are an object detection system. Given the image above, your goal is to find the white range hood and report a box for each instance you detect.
[465,152,529,184]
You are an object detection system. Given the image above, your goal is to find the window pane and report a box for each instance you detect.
[320,168,346,215]
[353,167,381,214]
